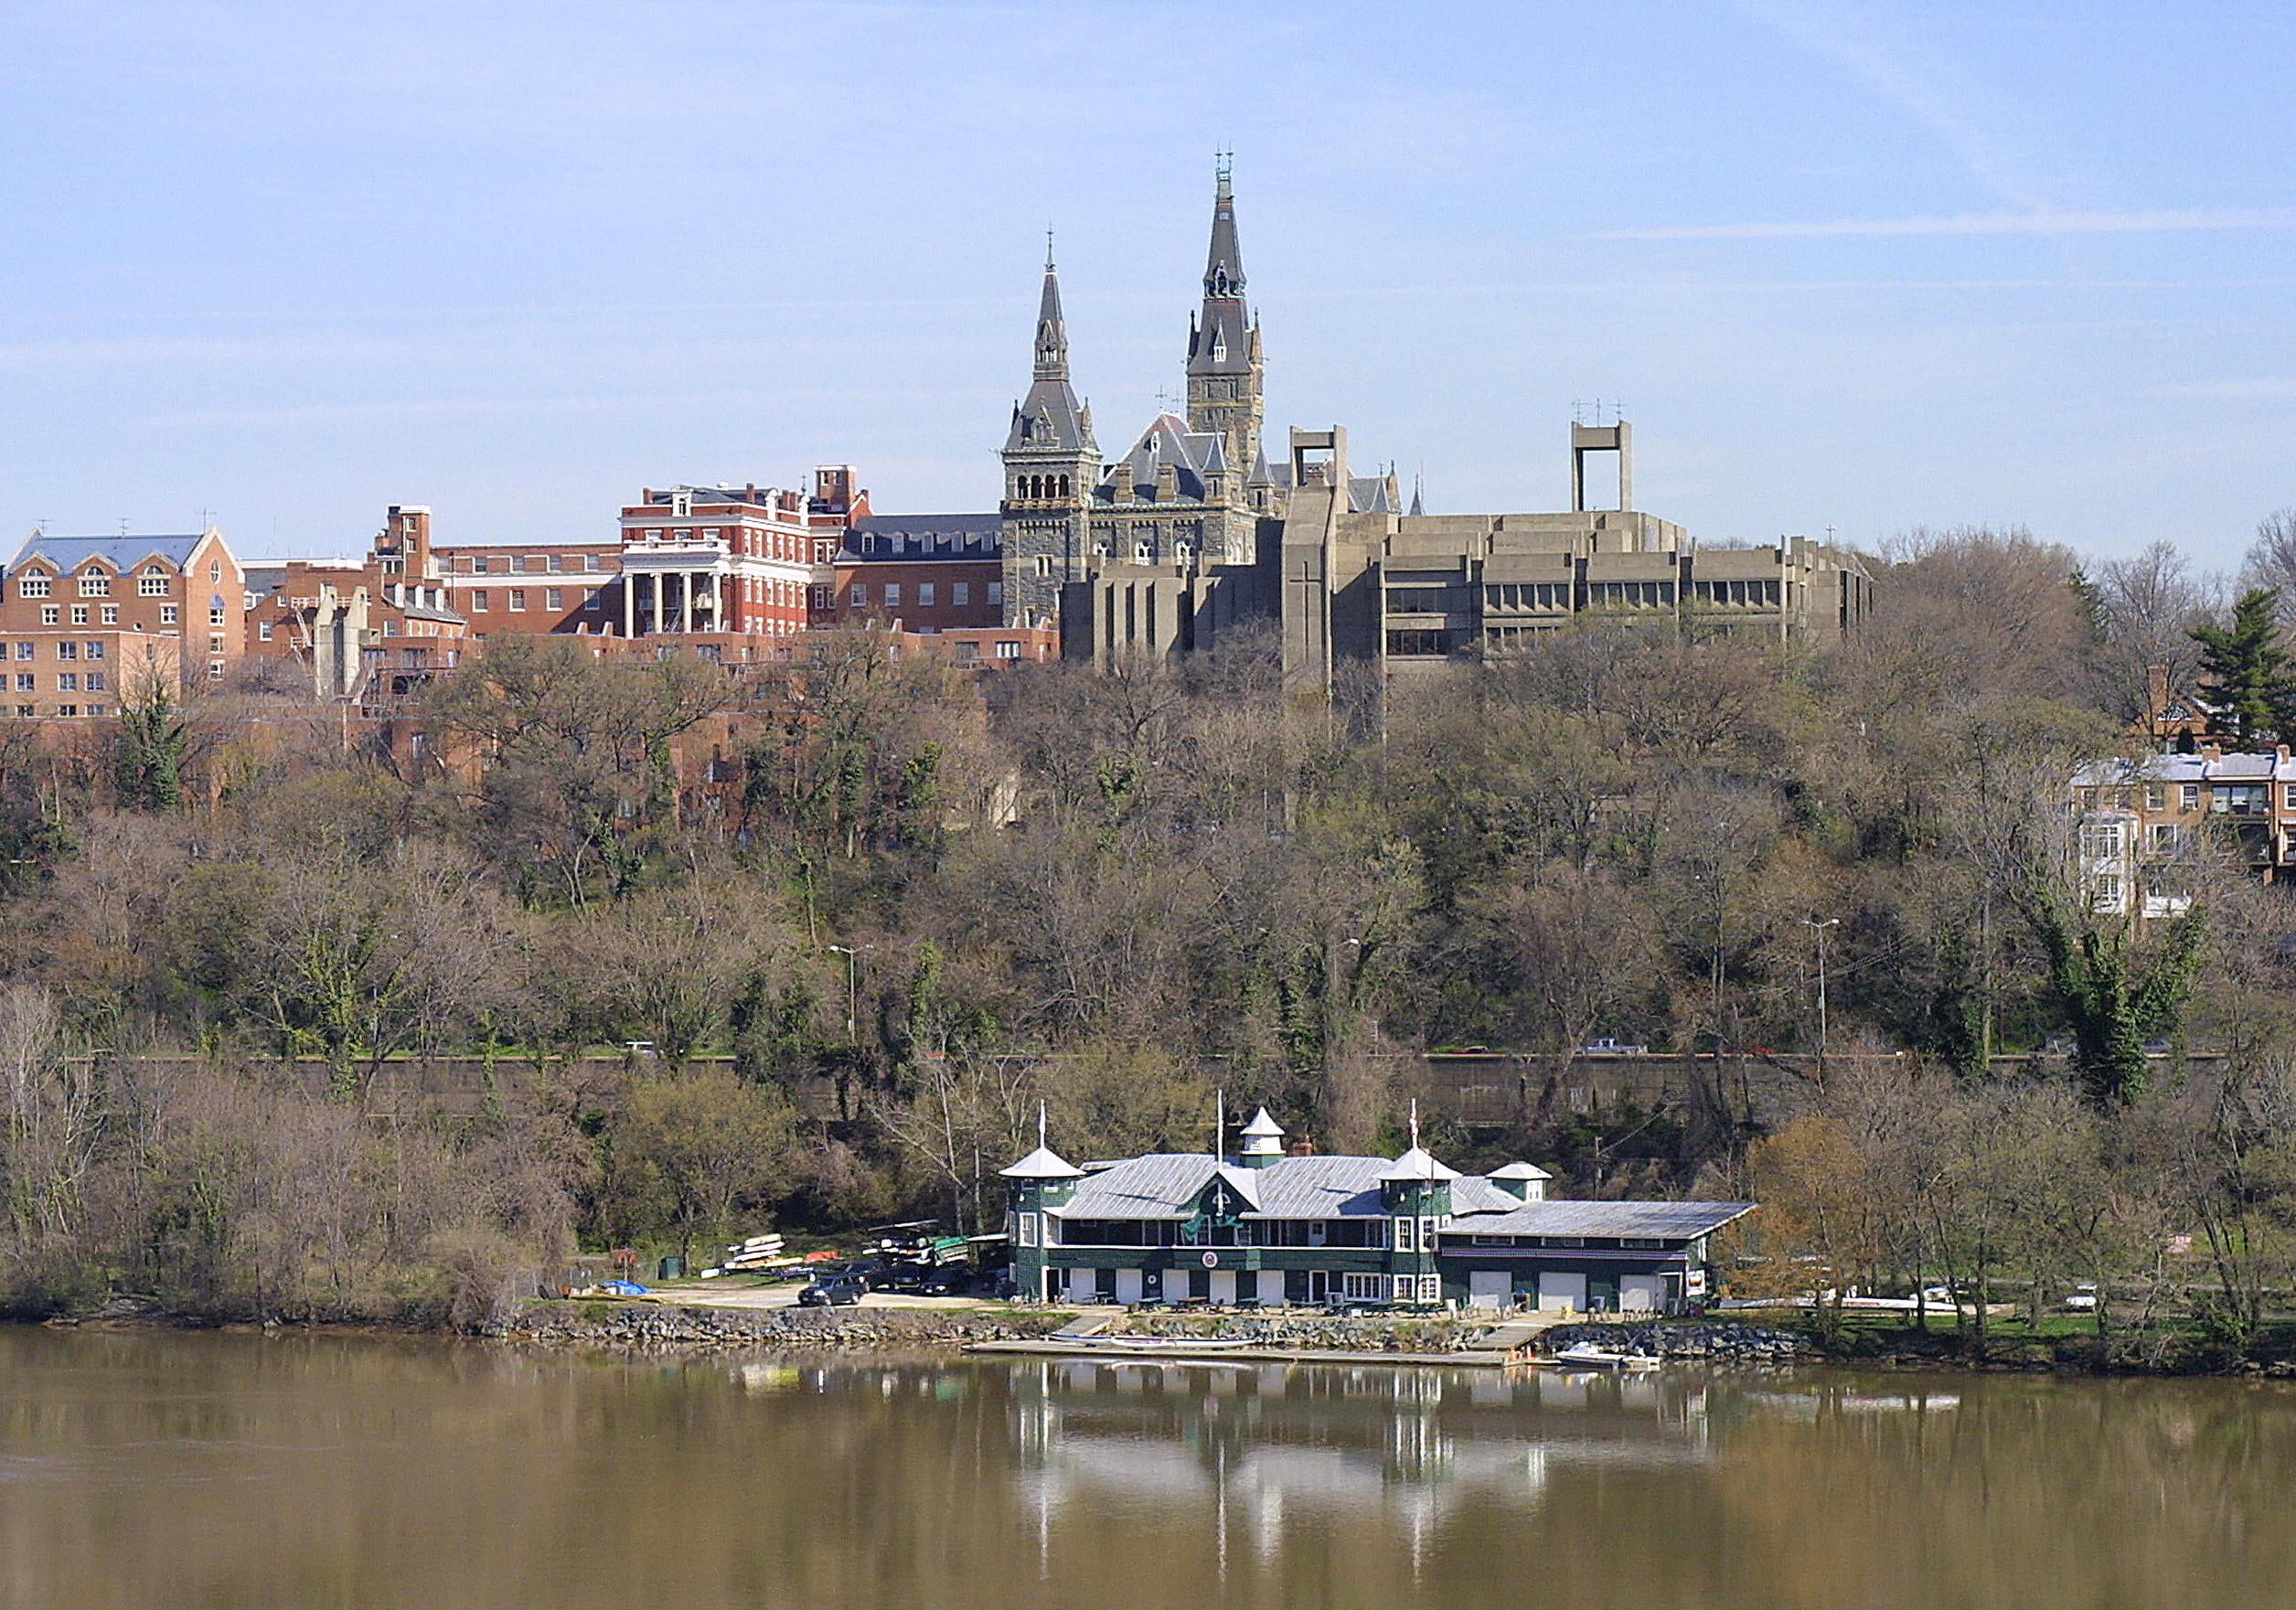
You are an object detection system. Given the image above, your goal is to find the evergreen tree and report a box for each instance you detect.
[112,676,186,811]
[2189,587,2290,746]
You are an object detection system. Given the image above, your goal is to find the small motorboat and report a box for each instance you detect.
[1550,1342,1660,1371]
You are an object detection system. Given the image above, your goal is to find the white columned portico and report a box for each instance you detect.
[622,571,635,638]
[680,570,693,634]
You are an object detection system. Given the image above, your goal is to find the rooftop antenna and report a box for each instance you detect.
[1572,398,1583,425]
[118,518,130,536]
[1824,523,1838,544]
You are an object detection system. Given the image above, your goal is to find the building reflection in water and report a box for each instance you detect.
[998,1359,1713,1583]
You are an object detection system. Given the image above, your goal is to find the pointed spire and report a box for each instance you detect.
[1033,247,1069,382]
[1410,467,1425,517]
[1202,152,1244,301]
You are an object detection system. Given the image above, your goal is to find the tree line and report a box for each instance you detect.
[3,510,2295,1338]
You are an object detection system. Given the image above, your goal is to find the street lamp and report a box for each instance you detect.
[827,944,867,1044]
[1802,918,1840,1081]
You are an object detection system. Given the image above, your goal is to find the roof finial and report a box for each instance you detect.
[1216,1089,1226,1163]
[1039,1100,1048,1149]
[1409,1098,1421,1151]
[1214,147,1233,201]
[1045,227,1055,272]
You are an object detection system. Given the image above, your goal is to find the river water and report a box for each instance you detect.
[3,1327,2291,1609]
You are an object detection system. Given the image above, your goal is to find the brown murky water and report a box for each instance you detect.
[2,1326,2291,1609]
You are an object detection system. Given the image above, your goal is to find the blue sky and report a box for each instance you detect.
[2,0,2290,564]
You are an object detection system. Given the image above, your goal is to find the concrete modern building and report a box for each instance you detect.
[1066,421,1878,694]
[1003,1105,1749,1314]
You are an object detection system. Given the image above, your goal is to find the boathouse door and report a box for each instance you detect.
[1467,1271,1511,1310]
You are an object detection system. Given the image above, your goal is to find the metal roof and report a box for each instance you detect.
[999,1145,1083,1181]
[1052,1153,1219,1218]
[1447,1176,1521,1216]
[1380,1146,1459,1183]
[1239,1156,1392,1221]
[1456,1200,1756,1241]
[1490,1161,1554,1179]
[11,533,207,574]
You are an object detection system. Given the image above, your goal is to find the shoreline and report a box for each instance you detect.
[23,1301,2296,1379]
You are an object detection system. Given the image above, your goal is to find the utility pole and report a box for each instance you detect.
[1803,917,1839,1084]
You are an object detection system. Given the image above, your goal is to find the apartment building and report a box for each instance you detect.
[2071,747,2296,913]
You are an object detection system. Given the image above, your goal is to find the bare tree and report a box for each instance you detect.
[2240,506,2296,624]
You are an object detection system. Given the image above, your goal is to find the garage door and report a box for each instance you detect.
[1256,1270,1287,1306]
[1207,1270,1238,1306]
[1468,1271,1512,1310]
[1114,1268,1144,1306]
[1537,1273,1587,1314]
[1620,1274,1664,1313]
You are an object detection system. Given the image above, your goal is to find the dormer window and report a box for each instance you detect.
[17,573,49,599]
[140,568,168,596]
[80,571,111,597]
[672,492,692,518]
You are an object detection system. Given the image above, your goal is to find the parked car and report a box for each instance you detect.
[918,1265,976,1296]
[1578,1037,1648,1055]
[2065,1283,2099,1313]
[878,1261,932,1292]
[798,1273,869,1307]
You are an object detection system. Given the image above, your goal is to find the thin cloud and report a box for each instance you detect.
[139,385,1008,430]
[1734,0,2049,212]
[1597,208,2296,240]
[2158,377,2296,400]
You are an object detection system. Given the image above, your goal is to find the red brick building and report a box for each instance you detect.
[2,528,245,688]
[816,512,1005,633]
[613,473,858,640]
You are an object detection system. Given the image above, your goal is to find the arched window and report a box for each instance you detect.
[1135,538,1154,562]
[1058,474,1070,497]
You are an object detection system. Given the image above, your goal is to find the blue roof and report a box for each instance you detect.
[10,533,207,574]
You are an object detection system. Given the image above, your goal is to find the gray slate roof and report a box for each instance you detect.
[11,533,207,574]
[845,514,1003,560]
[1005,379,1094,456]
[1095,413,1231,504]
[1458,1200,1756,1241]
